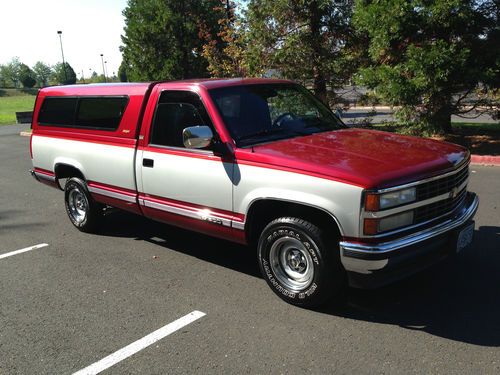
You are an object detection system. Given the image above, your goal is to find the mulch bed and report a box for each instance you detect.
[432,128,500,156]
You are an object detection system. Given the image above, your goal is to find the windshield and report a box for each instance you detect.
[209,83,345,147]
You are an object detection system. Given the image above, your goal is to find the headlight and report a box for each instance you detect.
[364,211,414,235]
[365,187,416,211]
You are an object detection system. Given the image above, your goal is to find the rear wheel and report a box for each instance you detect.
[64,177,103,233]
[257,217,346,307]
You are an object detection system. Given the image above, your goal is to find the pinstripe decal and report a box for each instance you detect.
[88,185,137,203]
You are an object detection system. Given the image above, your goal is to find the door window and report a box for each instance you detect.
[150,91,213,149]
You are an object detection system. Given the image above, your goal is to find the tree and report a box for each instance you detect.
[0,65,8,87]
[18,64,37,88]
[32,61,53,87]
[52,62,77,85]
[245,0,355,103]
[118,60,128,82]
[353,0,499,134]
[200,1,250,77]
[120,0,225,81]
[1,57,22,88]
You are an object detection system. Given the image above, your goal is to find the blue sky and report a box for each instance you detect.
[0,0,128,78]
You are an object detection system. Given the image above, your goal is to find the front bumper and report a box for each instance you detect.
[339,192,479,288]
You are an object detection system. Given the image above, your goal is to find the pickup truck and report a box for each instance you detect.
[30,78,478,307]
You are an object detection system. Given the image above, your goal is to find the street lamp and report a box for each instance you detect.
[100,54,107,83]
[104,60,109,81]
[57,30,68,83]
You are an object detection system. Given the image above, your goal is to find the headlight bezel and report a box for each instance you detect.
[364,187,417,211]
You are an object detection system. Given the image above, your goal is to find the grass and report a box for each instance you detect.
[0,89,37,125]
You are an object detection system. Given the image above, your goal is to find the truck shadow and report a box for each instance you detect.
[99,210,260,278]
[326,225,500,347]
[99,211,500,347]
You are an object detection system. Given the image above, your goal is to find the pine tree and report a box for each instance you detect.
[353,0,499,133]
[120,0,225,81]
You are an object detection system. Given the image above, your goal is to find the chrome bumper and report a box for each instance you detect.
[340,192,479,276]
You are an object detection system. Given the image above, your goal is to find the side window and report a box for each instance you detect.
[76,97,128,130]
[150,91,213,149]
[38,97,78,126]
[38,96,128,130]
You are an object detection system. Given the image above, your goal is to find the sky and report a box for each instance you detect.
[0,0,128,79]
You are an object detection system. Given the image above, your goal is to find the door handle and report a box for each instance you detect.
[143,158,154,168]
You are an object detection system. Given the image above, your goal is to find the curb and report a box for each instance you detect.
[20,131,32,137]
[470,155,500,166]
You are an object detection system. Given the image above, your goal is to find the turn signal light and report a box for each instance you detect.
[365,193,379,211]
[363,218,379,235]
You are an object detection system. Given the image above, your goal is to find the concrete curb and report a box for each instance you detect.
[470,155,500,166]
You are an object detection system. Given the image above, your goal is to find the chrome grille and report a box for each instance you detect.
[417,165,469,200]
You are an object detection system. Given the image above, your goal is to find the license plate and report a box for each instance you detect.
[456,222,474,253]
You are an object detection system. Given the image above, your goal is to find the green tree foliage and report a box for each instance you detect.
[120,0,225,81]
[1,57,22,88]
[353,0,499,134]
[52,62,77,85]
[118,60,129,82]
[32,61,53,87]
[200,1,250,77]
[18,64,37,88]
[245,0,355,102]
[0,65,8,87]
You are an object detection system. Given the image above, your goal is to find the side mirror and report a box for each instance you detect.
[183,126,214,149]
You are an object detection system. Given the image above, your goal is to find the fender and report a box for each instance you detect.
[245,195,345,236]
[53,157,86,179]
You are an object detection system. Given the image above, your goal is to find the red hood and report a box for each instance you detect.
[235,128,468,188]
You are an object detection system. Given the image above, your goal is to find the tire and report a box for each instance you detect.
[64,177,103,233]
[257,217,346,307]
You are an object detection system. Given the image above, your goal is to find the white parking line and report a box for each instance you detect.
[0,243,49,260]
[73,310,206,375]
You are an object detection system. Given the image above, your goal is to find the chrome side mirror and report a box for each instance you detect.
[183,126,214,149]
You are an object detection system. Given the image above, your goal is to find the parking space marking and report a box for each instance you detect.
[0,243,49,260]
[73,310,206,375]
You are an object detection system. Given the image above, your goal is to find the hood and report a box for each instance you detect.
[241,128,468,188]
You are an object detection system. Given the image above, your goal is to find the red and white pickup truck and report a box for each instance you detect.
[30,78,478,307]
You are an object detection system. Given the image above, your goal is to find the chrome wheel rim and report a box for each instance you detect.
[269,236,314,291]
[67,187,88,223]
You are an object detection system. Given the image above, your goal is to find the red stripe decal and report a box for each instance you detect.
[87,181,137,196]
[34,167,55,177]
[140,193,245,223]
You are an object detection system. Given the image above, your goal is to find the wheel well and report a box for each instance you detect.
[246,199,342,246]
[54,164,85,189]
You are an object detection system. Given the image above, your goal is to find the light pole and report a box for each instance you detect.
[104,60,109,81]
[100,54,107,83]
[81,69,85,84]
[57,30,68,83]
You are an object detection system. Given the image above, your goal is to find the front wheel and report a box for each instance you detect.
[257,217,345,307]
[64,177,103,233]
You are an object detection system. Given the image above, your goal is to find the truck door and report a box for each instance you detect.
[136,90,239,241]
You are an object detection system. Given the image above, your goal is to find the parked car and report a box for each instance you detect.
[30,78,478,307]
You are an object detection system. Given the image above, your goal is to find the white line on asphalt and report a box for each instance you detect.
[73,310,207,375]
[0,243,49,260]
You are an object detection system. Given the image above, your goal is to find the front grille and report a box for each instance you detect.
[414,188,467,223]
[417,164,469,200]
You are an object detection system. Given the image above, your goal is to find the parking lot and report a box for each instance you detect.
[1,124,500,374]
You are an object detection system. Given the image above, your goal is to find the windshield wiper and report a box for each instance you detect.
[237,127,296,142]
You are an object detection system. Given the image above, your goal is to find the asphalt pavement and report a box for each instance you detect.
[1,124,499,374]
